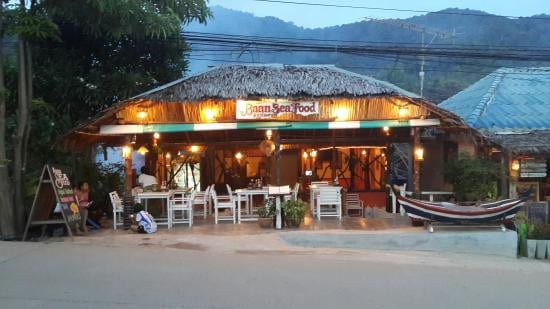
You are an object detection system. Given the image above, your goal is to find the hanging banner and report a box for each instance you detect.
[236,100,319,119]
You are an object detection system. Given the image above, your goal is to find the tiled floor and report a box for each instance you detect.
[167,209,412,235]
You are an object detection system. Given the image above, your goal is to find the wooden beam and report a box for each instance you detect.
[413,128,421,195]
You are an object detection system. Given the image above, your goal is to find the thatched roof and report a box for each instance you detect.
[484,130,550,155]
[135,64,421,101]
[62,64,465,148]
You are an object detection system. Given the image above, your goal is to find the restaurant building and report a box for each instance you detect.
[64,64,466,208]
[440,67,550,202]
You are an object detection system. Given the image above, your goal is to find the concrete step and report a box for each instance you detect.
[281,228,518,258]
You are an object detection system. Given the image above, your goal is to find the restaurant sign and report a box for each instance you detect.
[236,100,319,119]
[520,159,547,178]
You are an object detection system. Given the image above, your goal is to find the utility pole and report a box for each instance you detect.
[365,18,457,97]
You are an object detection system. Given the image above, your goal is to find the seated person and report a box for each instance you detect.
[74,181,92,234]
[138,166,157,189]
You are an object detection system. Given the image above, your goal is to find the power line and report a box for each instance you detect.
[186,57,550,78]
[183,31,550,51]
[182,32,550,62]
[252,0,550,21]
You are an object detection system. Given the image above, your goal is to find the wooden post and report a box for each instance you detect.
[331,130,337,184]
[412,128,421,196]
[123,153,134,230]
[124,155,133,195]
[500,152,510,199]
[274,130,281,186]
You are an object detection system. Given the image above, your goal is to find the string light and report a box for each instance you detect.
[310,149,317,158]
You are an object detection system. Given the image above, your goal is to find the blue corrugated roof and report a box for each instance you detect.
[439,67,550,133]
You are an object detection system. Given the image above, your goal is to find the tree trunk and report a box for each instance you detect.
[0,3,17,239]
[13,38,32,234]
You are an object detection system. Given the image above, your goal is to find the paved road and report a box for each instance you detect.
[0,240,549,309]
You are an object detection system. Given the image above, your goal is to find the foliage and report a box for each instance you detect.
[80,162,125,215]
[258,199,278,218]
[256,207,270,218]
[443,153,501,201]
[527,224,550,240]
[0,1,210,233]
[7,9,59,41]
[281,199,306,223]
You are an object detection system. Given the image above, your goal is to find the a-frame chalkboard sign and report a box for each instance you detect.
[22,165,81,241]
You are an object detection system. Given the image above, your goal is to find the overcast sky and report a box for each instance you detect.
[209,0,550,28]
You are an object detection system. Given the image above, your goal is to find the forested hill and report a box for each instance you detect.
[185,6,550,103]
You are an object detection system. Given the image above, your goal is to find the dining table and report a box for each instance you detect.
[235,187,269,223]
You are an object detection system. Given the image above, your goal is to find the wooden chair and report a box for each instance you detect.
[316,188,342,220]
[345,193,364,217]
[109,191,124,230]
[211,188,236,224]
[169,191,195,228]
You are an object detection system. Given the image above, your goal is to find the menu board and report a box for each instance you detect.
[23,165,81,240]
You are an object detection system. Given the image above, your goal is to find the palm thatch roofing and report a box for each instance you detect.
[138,64,422,101]
[487,130,550,155]
[63,64,465,148]
[440,67,550,155]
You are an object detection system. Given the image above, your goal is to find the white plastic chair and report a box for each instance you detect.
[316,188,342,220]
[109,191,124,230]
[345,193,364,217]
[211,188,236,224]
[193,185,211,218]
[169,191,195,228]
[284,182,301,202]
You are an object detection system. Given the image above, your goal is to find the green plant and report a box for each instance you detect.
[257,207,270,218]
[281,199,307,226]
[527,223,544,240]
[443,152,501,201]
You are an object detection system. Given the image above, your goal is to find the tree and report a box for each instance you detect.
[0,0,16,239]
[0,0,210,237]
[444,153,501,201]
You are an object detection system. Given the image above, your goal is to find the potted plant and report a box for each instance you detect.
[539,224,550,260]
[257,199,277,229]
[515,213,528,257]
[281,199,307,228]
[534,225,548,259]
[526,223,538,258]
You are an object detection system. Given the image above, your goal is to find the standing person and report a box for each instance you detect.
[74,181,91,234]
[138,166,157,188]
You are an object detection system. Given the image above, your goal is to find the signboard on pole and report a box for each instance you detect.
[520,159,547,178]
[22,165,81,240]
[236,100,319,119]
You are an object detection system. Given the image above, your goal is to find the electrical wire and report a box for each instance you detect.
[252,0,550,21]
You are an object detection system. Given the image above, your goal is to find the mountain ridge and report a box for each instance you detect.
[185,6,550,102]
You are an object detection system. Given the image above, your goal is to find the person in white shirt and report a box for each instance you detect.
[138,166,157,188]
